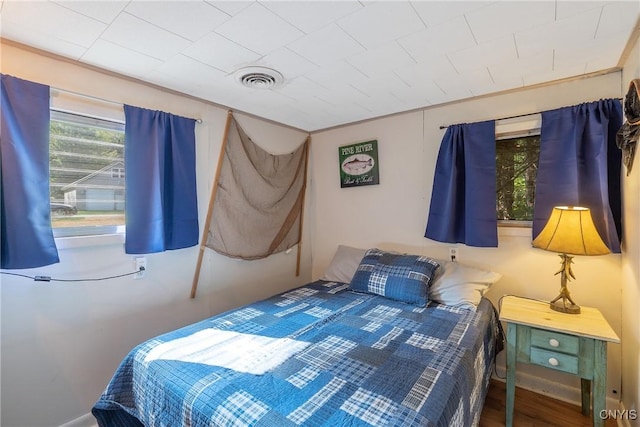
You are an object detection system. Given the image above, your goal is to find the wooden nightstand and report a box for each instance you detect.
[499,295,620,427]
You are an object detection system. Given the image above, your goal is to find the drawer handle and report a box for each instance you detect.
[549,338,560,348]
[548,357,559,366]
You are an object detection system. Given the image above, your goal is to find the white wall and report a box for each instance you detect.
[0,42,311,427]
[621,31,640,424]
[2,37,635,426]
[310,72,624,406]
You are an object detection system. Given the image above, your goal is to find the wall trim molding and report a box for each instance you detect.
[492,371,620,410]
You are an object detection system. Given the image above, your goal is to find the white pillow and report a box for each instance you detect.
[429,261,501,308]
[321,245,367,283]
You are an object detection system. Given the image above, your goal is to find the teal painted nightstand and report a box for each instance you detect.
[499,296,619,427]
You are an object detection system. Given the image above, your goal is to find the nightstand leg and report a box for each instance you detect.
[581,378,590,416]
[592,340,607,427]
[506,323,517,427]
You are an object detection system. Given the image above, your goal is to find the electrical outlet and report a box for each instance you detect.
[449,247,457,262]
[134,257,146,279]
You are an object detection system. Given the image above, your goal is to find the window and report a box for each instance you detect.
[496,134,540,221]
[49,110,125,236]
[495,115,541,225]
[111,167,125,178]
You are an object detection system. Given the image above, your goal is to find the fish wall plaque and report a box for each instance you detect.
[338,139,380,188]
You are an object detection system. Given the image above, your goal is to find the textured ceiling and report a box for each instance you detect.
[1,1,639,131]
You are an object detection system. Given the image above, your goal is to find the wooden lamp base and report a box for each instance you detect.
[550,298,581,314]
[549,253,581,315]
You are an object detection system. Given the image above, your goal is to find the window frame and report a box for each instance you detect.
[111,167,125,179]
[49,101,126,239]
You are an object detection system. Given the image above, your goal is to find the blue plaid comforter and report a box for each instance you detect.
[92,281,502,427]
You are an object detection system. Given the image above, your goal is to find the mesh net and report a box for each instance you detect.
[205,117,308,259]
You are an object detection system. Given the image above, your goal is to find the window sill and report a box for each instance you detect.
[55,233,124,250]
[498,223,532,238]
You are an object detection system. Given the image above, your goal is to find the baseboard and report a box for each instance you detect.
[616,401,635,427]
[492,370,620,410]
[59,413,97,427]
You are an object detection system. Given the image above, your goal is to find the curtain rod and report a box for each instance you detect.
[50,87,203,123]
[438,97,623,129]
[439,111,537,129]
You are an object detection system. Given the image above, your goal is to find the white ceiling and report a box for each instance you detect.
[1,1,639,131]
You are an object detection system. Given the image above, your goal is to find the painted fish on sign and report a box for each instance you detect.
[342,155,374,175]
[338,140,379,188]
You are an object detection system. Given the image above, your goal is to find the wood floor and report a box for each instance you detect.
[479,379,617,427]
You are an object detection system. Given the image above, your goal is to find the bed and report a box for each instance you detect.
[93,249,503,427]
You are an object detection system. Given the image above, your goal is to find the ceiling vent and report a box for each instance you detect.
[234,66,283,89]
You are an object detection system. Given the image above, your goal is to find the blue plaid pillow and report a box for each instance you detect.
[348,249,440,306]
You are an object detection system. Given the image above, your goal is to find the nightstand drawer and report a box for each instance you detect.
[530,347,579,374]
[531,328,579,355]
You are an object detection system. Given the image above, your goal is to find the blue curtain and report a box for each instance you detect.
[425,120,497,247]
[1,74,59,269]
[534,99,622,253]
[124,105,198,254]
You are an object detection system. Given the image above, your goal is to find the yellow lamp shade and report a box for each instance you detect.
[532,206,610,255]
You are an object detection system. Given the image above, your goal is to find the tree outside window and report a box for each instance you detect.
[496,135,540,222]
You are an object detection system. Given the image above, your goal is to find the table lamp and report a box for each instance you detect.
[532,206,610,314]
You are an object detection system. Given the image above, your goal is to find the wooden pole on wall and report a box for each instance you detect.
[190,110,233,299]
[296,135,311,277]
